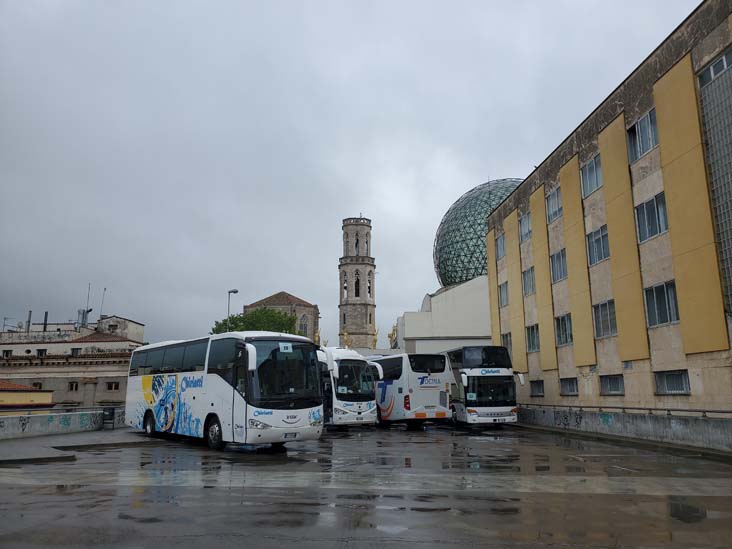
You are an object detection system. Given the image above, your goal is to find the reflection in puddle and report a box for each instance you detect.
[377,525,408,534]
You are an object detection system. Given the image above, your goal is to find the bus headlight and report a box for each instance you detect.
[334,408,348,415]
[467,409,478,415]
[248,418,271,429]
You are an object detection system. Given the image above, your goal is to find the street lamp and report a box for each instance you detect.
[227,289,239,332]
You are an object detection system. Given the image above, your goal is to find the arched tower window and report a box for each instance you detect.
[365,235,369,256]
[298,314,308,337]
[355,235,360,256]
[344,233,349,256]
[342,273,348,299]
[367,271,373,298]
[354,270,361,298]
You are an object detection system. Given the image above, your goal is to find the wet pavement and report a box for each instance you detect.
[1,425,731,548]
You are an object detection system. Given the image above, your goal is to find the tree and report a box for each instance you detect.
[210,307,297,335]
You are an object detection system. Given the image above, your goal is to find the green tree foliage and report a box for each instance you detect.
[210,307,297,335]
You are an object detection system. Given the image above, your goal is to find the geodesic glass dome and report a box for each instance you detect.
[433,178,522,287]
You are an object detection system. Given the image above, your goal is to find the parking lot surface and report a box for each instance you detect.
[1,425,731,548]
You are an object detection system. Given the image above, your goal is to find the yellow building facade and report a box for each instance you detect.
[486,0,732,411]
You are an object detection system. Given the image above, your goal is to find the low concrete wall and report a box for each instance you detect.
[518,406,732,453]
[0,411,105,440]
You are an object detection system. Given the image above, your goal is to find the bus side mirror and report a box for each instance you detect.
[324,348,338,379]
[460,372,468,388]
[369,362,384,380]
[245,343,257,371]
[516,373,525,386]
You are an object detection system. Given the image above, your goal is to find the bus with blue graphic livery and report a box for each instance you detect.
[445,345,519,426]
[369,353,451,429]
[125,331,329,450]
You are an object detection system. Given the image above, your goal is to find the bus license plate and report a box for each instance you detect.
[355,416,363,421]
[284,433,298,439]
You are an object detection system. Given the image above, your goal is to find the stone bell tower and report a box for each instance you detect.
[339,216,376,349]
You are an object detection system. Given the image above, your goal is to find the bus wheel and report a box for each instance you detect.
[205,416,225,450]
[143,412,156,437]
[270,442,287,453]
[376,408,389,429]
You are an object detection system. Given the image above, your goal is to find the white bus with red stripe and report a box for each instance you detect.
[370,353,451,428]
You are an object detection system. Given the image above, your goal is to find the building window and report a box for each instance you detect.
[70,348,81,357]
[586,225,610,265]
[560,377,578,396]
[550,248,568,283]
[106,382,120,391]
[344,233,349,256]
[354,270,361,298]
[546,187,563,224]
[636,192,668,243]
[522,266,535,296]
[628,108,658,163]
[655,370,691,395]
[342,273,348,299]
[593,300,618,339]
[645,281,679,327]
[108,324,118,332]
[498,282,509,308]
[368,271,373,298]
[519,213,532,242]
[555,314,573,347]
[343,313,346,324]
[365,235,369,256]
[581,154,603,198]
[355,236,360,256]
[496,233,506,260]
[530,380,544,397]
[600,374,625,396]
[68,381,79,392]
[526,324,540,352]
[32,382,43,390]
[698,48,732,87]
[2,350,11,359]
[501,332,512,358]
[298,315,308,337]
[37,349,47,358]
[369,312,372,325]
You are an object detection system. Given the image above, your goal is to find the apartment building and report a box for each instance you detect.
[486,0,732,412]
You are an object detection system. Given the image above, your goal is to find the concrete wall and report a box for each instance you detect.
[0,410,114,440]
[519,406,732,453]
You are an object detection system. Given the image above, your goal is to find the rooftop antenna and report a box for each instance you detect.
[85,282,91,315]
[99,287,107,320]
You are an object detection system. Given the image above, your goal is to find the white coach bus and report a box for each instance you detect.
[125,331,327,450]
[369,353,451,428]
[316,348,383,427]
[445,345,519,425]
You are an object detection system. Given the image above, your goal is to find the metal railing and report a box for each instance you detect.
[518,402,732,419]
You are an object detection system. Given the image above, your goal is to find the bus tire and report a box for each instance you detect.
[270,442,287,453]
[376,407,390,429]
[143,411,156,437]
[205,415,225,450]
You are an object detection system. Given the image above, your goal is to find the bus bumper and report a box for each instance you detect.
[333,412,377,426]
[466,414,517,424]
[246,425,323,445]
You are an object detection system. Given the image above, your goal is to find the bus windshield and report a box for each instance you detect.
[247,340,322,410]
[463,347,512,369]
[465,375,516,407]
[335,360,375,402]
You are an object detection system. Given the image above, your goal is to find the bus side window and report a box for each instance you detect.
[182,340,208,372]
[207,338,237,384]
[378,357,402,381]
[162,345,184,373]
[146,349,164,375]
[130,351,147,376]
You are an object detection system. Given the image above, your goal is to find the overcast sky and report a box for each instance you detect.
[0,0,699,346]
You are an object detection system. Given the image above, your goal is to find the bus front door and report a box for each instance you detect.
[232,347,249,443]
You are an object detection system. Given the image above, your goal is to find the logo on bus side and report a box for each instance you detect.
[180,376,203,392]
[417,376,441,386]
[253,410,273,417]
[480,368,501,375]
